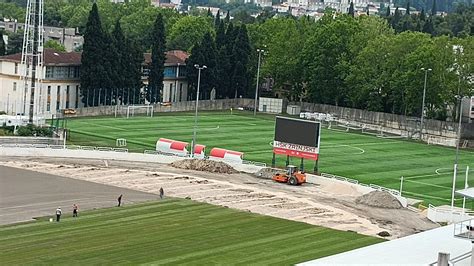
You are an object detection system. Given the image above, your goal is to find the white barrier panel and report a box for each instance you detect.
[209,148,243,164]
[193,144,206,159]
[156,138,188,157]
[427,205,473,223]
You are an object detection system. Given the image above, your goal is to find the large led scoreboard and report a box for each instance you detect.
[272,116,321,172]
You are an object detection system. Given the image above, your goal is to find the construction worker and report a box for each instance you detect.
[56,207,62,222]
[159,187,164,199]
[117,194,123,207]
[72,204,78,217]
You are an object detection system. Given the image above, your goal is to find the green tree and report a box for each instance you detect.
[112,20,127,104]
[231,25,251,98]
[214,9,221,28]
[124,39,144,104]
[186,32,217,100]
[431,0,437,15]
[406,0,411,15]
[43,40,66,52]
[167,16,214,52]
[4,31,23,55]
[80,3,109,107]
[0,2,25,22]
[302,14,360,106]
[148,13,166,104]
[215,20,226,49]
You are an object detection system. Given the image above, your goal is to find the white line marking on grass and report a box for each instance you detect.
[435,168,452,175]
[324,141,400,147]
[404,179,453,190]
[406,169,467,180]
[75,121,127,131]
[324,144,365,154]
[401,191,452,201]
[198,126,220,131]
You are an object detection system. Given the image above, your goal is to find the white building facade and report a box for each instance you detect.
[0,49,82,119]
[0,49,190,119]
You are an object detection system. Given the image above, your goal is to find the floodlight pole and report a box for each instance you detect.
[452,96,464,216]
[192,64,206,158]
[254,48,264,116]
[420,68,431,141]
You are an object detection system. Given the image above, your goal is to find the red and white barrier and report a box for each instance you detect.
[209,148,243,164]
[156,138,188,156]
[193,144,206,159]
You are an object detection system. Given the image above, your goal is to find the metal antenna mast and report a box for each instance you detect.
[20,0,44,124]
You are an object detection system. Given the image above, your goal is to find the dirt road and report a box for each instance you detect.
[0,158,437,239]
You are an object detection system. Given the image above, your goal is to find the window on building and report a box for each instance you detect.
[13,82,17,92]
[75,85,79,108]
[66,85,70,108]
[47,86,51,111]
[74,66,80,78]
[14,63,18,74]
[56,85,61,110]
[46,67,53,78]
[164,67,176,78]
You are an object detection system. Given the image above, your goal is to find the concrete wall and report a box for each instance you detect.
[73,98,255,117]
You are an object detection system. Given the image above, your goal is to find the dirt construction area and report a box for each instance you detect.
[0,158,437,239]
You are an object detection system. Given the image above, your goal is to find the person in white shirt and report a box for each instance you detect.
[56,207,62,222]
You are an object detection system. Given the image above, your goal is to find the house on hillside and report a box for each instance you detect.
[0,49,190,118]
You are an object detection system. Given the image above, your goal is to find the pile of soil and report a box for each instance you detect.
[355,191,403,209]
[170,159,238,174]
[254,168,283,179]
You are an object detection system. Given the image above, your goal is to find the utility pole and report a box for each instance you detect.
[420,68,431,140]
[254,48,265,116]
[191,64,206,158]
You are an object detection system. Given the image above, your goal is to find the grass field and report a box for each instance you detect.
[0,199,382,265]
[66,111,474,207]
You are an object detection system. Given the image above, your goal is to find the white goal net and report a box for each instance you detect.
[116,105,154,118]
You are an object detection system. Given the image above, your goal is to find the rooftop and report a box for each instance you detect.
[0,49,189,66]
[299,224,471,265]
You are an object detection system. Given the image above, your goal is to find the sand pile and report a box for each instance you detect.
[254,168,283,179]
[356,191,403,209]
[170,159,238,174]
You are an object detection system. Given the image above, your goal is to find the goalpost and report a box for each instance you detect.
[126,105,154,118]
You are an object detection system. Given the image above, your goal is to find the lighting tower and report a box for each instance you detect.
[20,0,44,124]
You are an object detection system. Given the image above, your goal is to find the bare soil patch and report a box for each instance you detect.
[356,191,403,209]
[170,159,238,174]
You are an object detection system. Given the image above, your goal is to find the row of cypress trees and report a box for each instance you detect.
[80,3,166,107]
[186,11,252,100]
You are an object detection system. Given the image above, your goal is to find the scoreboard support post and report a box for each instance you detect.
[272,153,276,168]
[286,155,290,167]
[300,158,304,171]
[314,159,319,174]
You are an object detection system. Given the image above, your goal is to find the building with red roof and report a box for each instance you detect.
[0,49,189,118]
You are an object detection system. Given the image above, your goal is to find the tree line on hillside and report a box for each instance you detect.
[1,0,473,55]
[249,13,473,120]
[383,2,473,37]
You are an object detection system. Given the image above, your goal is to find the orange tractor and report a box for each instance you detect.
[272,165,306,185]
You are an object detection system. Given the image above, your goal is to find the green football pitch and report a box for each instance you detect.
[0,199,382,265]
[65,111,474,207]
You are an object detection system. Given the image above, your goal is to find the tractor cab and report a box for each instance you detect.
[287,165,297,176]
